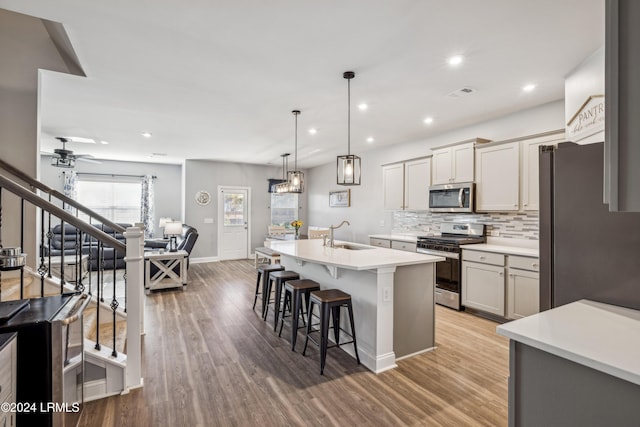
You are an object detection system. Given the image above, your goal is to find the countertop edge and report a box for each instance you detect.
[497,300,640,386]
[461,243,539,257]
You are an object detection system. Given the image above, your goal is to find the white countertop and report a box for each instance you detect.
[266,238,443,270]
[460,242,539,257]
[497,300,640,385]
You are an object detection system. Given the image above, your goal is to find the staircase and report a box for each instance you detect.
[0,161,144,403]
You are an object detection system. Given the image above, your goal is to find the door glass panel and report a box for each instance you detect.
[223,193,245,225]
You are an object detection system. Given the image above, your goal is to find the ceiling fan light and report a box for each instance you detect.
[51,156,75,168]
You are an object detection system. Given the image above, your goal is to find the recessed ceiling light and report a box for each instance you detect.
[99,140,109,145]
[308,128,317,135]
[358,103,368,111]
[523,84,536,92]
[142,132,152,138]
[366,137,374,143]
[424,117,434,125]
[447,55,464,66]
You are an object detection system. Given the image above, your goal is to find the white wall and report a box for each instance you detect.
[184,159,307,260]
[565,47,605,144]
[307,100,565,244]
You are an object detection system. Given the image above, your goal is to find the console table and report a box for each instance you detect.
[144,250,188,293]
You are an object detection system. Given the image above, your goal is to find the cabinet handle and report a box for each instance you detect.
[509,273,514,277]
[499,271,504,277]
[532,263,538,267]
[479,256,486,260]
[524,203,528,206]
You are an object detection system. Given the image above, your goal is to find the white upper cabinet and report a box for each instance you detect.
[520,132,564,211]
[382,157,431,211]
[403,158,431,210]
[475,142,520,211]
[474,131,564,212]
[452,143,475,183]
[382,163,405,210]
[431,140,487,185]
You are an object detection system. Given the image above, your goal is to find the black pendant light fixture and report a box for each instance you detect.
[337,71,361,185]
[287,110,304,193]
[275,153,290,193]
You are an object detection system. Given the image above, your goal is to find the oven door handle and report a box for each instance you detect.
[458,188,464,207]
[417,248,459,259]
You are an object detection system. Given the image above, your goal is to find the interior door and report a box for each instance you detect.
[218,187,249,260]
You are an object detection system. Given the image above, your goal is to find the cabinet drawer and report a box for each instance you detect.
[391,241,417,252]
[369,238,391,248]
[462,250,504,266]
[508,255,539,271]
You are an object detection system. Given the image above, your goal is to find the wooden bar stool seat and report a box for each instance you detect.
[278,279,320,351]
[302,289,360,375]
[254,264,284,317]
[264,270,300,328]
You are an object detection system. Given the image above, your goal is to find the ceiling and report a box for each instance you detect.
[2,0,604,168]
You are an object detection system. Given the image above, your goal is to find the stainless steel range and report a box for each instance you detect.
[417,223,485,310]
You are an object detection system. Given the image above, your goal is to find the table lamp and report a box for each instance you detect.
[158,217,172,238]
[164,221,183,252]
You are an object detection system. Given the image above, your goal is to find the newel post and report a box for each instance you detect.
[124,226,144,391]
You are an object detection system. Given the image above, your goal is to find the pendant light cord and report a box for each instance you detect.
[294,111,298,170]
[347,77,351,156]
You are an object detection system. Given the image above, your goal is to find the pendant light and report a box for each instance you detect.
[337,71,361,185]
[287,110,304,193]
[275,153,290,193]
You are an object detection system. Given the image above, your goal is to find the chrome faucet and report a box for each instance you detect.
[327,220,350,247]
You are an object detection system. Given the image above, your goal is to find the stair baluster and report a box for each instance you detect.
[111,259,118,357]
[95,241,103,351]
[38,208,47,296]
[19,199,24,300]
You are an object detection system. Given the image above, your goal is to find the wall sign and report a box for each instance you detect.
[566,94,604,142]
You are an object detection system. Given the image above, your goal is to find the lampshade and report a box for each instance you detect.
[287,110,304,193]
[337,71,361,186]
[164,221,183,236]
[158,217,172,229]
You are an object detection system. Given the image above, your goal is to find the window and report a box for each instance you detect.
[76,177,142,224]
[270,193,298,227]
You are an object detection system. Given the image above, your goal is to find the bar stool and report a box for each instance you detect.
[264,270,300,329]
[278,279,320,351]
[302,289,360,375]
[254,264,284,317]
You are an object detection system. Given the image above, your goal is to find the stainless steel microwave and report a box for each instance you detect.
[428,182,475,212]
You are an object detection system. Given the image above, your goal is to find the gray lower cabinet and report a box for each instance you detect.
[369,238,416,252]
[462,250,505,316]
[508,341,640,427]
[0,334,16,427]
[369,238,391,248]
[507,255,540,320]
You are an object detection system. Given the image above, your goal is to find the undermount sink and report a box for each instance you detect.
[332,243,374,250]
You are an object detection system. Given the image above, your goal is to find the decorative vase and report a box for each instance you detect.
[295,229,300,239]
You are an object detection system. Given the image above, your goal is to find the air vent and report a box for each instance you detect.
[448,87,476,98]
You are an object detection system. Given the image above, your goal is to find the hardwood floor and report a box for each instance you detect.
[79,260,509,426]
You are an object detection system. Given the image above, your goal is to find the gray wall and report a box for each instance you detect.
[307,100,565,244]
[0,10,81,267]
[184,159,307,260]
[40,156,183,234]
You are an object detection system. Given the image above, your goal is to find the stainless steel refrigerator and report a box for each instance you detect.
[539,141,640,311]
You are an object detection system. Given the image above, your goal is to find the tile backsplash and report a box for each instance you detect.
[393,211,539,240]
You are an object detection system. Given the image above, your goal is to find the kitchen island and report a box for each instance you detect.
[265,238,444,373]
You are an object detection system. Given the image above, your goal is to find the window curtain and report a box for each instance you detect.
[63,171,78,212]
[141,175,155,238]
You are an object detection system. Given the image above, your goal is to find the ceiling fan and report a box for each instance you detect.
[43,137,102,168]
